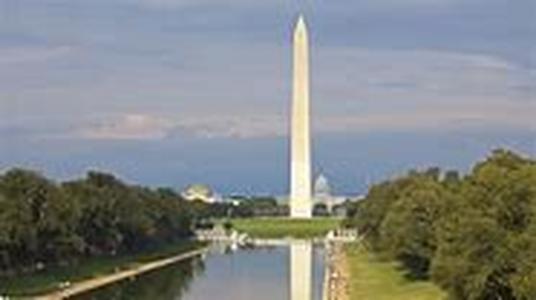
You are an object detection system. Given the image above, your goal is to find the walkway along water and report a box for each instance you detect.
[34,248,208,300]
[323,243,350,300]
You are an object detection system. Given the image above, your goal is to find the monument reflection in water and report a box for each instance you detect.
[290,241,313,300]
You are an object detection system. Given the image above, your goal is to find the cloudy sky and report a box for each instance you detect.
[1,0,535,195]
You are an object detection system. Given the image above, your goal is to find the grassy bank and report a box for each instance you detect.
[231,217,341,239]
[345,244,446,300]
[0,241,206,297]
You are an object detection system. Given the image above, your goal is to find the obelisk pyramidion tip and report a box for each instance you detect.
[296,14,306,30]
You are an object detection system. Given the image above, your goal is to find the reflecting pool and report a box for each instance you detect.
[74,242,325,300]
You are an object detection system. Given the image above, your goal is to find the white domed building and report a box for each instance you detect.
[181,184,219,203]
[313,173,348,213]
[314,174,331,203]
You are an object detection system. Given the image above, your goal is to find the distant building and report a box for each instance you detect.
[181,184,219,203]
[313,173,347,213]
[313,174,331,204]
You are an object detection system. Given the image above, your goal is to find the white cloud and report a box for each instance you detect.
[71,102,535,140]
[25,44,532,141]
[173,115,287,139]
[71,114,285,140]
[313,47,535,111]
[77,114,174,140]
[317,107,535,133]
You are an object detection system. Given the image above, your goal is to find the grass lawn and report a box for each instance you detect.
[0,241,206,297]
[345,244,447,300]
[230,217,341,239]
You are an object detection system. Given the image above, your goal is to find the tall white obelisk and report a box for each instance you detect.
[290,15,313,219]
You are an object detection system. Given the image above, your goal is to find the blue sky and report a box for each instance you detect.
[0,0,535,195]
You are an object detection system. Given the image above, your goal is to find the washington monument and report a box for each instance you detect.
[290,15,313,219]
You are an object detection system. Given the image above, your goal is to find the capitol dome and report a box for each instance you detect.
[314,174,331,196]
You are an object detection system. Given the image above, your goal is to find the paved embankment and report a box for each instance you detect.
[324,243,349,300]
[34,248,207,300]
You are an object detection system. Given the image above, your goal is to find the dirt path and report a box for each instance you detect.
[325,243,350,300]
[34,248,207,300]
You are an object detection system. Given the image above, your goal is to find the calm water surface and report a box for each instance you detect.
[74,242,325,300]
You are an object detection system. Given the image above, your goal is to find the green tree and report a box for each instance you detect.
[432,151,536,299]
[0,169,82,270]
[380,176,449,278]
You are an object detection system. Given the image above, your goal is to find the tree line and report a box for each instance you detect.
[0,169,198,275]
[346,149,536,299]
[208,196,341,218]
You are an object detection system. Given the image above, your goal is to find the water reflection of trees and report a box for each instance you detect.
[74,258,205,300]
